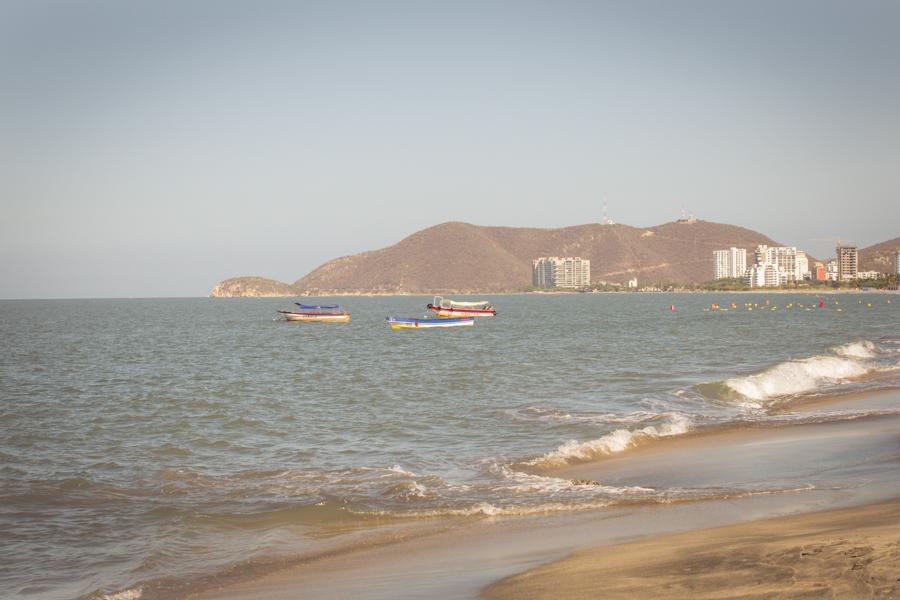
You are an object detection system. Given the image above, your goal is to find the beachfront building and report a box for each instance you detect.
[894,250,900,275]
[826,260,839,281]
[745,263,787,288]
[795,251,809,280]
[856,270,882,280]
[754,245,800,282]
[745,244,803,287]
[836,245,858,281]
[712,247,747,279]
[812,261,826,282]
[532,257,591,289]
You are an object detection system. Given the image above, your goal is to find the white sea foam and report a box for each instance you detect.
[361,483,817,518]
[101,588,142,600]
[724,355,870,404]
[833,340,877,359]
[525,413,692,468]
[386,465,418,477]
[511,407,662,425]
[490,463,653,495]
[372,500,618,518]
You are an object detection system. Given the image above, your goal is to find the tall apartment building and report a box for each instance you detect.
[746,244,800,287]
[712,247,747,279]
[755,245,799,281]
[746,263,785,288]
[894,250,900,275]
[532,257,591,289]
[836,245,858,281]
[795,251,809,280]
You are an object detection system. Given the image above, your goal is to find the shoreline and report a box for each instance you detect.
[206,287,899,299]
[484,497,900,599]
[186,388,900,600]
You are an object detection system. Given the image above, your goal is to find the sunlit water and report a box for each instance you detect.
[1,293,898,599]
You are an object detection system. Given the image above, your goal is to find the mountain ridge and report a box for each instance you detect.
[209,220,892,297]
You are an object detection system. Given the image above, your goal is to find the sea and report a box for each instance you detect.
[1,293,898,599]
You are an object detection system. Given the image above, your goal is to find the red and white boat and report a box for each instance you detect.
[426,296,496,317]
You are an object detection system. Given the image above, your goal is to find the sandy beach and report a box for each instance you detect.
[485,498,900,599]
[188,389,900,600]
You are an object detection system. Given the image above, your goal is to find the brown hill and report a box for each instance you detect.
[286,220,786,294]
[859,237,900,273]
[209,276,297,298]
[209,220,817,296]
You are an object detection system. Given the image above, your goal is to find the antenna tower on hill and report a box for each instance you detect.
[601,201,615,225]
[677,206,696,224]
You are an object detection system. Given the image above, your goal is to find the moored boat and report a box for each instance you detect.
[278,303,350,322]
[426,296,496,317]
[386,316,475,329]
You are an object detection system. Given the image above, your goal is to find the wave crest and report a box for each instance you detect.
[724,356,870,404]
[705,339,896,407]
[524,413,692,469]
[833,340,877,359]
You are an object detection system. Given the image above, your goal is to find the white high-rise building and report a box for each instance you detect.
[755,245,800,282]
[894,250,900,275]
[746,244,802,287]
[532,257,591,289]
[713,247,747,280]
[795,251,809,281]
[745,263,788,288]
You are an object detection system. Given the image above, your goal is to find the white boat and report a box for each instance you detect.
[385,316,475,329]
[427,296,496,317]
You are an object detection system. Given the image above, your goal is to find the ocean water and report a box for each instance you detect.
[1,293,898,599]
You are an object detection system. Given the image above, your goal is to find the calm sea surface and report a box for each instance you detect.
[1,294,898,599]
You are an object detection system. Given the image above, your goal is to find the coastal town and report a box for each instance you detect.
[530,246,900,291]
[712,244,900,287]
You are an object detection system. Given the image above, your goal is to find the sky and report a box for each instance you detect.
[1,0,898,298]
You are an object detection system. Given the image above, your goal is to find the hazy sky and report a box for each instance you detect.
[2,0,898,298]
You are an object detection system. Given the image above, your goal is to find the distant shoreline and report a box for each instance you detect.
[207,287,899,298]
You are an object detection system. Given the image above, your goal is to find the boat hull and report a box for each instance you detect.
[427,304,496,317]
[386,317,475,329]
[278,311,351,322]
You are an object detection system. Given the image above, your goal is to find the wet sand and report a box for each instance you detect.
[192,389,900,600]
[485,498,900,599]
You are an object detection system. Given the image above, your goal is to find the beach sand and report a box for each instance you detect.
[191,390,900,600]
[484,498,900,599]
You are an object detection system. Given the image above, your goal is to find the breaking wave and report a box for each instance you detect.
[833,340,877,359]
[703,339,896,408]
[524,413,692,469]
